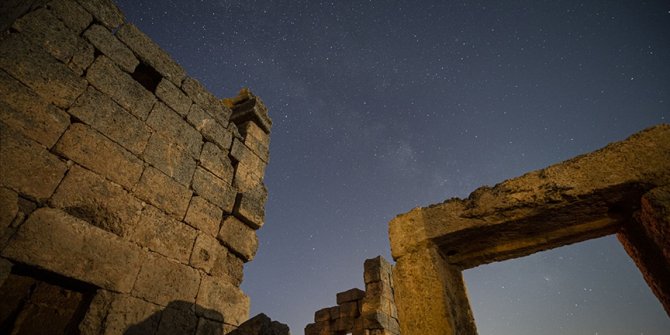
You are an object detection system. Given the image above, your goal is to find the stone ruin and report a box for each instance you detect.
[1,1,669,335]
[305,257,399,335]
[0,0,281,334]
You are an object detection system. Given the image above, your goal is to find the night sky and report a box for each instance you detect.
[115,1,669,333]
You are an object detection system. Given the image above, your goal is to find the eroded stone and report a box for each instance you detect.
[129,205,197,264]
[143,132,196,186]
[199,141,234,184]
[132,252,201,307]
[156,78,191,117]
[185,196,223,237]
[217,216,258,262]
[146,102,203,158]
[134,167,192,220]
[196,275,249,325]
[84,24,138,73]
[192,167,236,213]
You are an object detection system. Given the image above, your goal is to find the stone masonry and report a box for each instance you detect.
[305,256,399,335]
[0,0,272,334]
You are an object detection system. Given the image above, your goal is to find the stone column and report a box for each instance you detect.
[392,245,477,335]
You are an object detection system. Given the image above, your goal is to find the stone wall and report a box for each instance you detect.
[305,256,400,335]
[0,0,271,334]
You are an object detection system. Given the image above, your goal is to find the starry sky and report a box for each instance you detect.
[114,1,670,333]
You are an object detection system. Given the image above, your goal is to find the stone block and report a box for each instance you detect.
[134,166,193,220]
[50,165,144,237]
[117,23,186,84]
[0,188,18,229]
[67,86,150,155]
[2,208,143,292]
[0,125,67,201]
[187,104,233,151]
[11,8,92,67]
[196,317,225,335]
[190,232,223,274]
[337,288,366,305]
[364,256,393,284]
[182,77,230,126]
[314,308,331,322]
[363,282,394,307]
[132,252,201,307]
[79,290,114,335]
[156,303,199,335]
[231,138,266,176]
[74,0,124,29]
[227,313,290,335]
[196,275,249,325]
[147,102,203,158]
[333,317,354,332]
[87,55,156,120]
[84,24,138,73]
[217,216,258,262]
[143,132,196,186]
[211,247,244,286]
[192,167,236,213]
[54,123,144,190]
[329,306,340,320]
[129,205,197,264]
[156,78,191,117]
[185,196,223,237]
[48,0,92,34]
[234,190,267,230]
[103,294,163,335]
[0,33,87,108]
[0,69,69,148]
[199,142,234,184]
[305,322,330,335]
[239,121,269,163]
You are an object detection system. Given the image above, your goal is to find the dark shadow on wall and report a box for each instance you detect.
[124,300,224,335]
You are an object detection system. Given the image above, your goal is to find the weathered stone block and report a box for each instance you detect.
[84,24,138,73]
[143,132,196,186]
[132,252,201,307]
[156,303,199,335]
[0,125,67,201]
[364,256,393,284]
[67,86,150,155]
[156,78,191,117]
[227,313,290,335]
[329,306,340,320]
[182,77,230,126]
[2,208,142,292]
[79,290,114,335]
[196,275,249,325]
[239,121,269,163]
[0,188,18,229]
[190,233,224,274]
[192,167,236,213]
[0,33,87,108]
[147,102,203,158]
[48,0,93,34]
[195,317,225,335]
[187,104,233,151]
[211,247,244,286]
[234,190,267,230]
[185,196,223,237]
[314,308,331,322]
[200,142,234,184]
[54,123,144,190]
[231,138,266,176]
[0,69,70,148]
[134,166,193,220]
[103,294,163,335]
[129,205,197,264]
[337,288,366,305]
[74,0,124,29]
[305,322,330,335]
[340,301,360,318]
[50,165,144,237]
[217,216,258,262]
[87,55,156,120]
[117,23,186,84]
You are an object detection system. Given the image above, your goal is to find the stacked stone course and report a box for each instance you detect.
[0,0,272,334]
[305,256,400,335]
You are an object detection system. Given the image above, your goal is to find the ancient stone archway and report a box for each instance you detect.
[388,125,670,335]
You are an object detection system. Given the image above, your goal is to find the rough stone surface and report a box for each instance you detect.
[211,248,244,287]
[117,23,186,84]
[156,302,199,335]
[182,77,230,126]
[134,167,193,220]
[48,0,93,34]
[188,103,233,151]
[50,165,144,237]
[129,205,197,264]
[218,216,258,262]
[132,252,201,307]
[0,69,70,148]
[200,141,235,184]
[239,121,270,163]
[87,55,156,120]
[147,102,203,158]
[156,78,192,117]
[227,313,290,335]
[196,275,249,325]
[84,24,138,73]
[0,125,68,201]
[195,317,226,335]
[234,188,267,230]
[54,123,144,190]
[102,293,162,335]
[190,233,224,274]
[67,86,150,155]
[192,167,236,213]
[79,290,115,335]
[143,132,197,186]
[74,0,124,29]
[185,196,223,237]
[0,188,19,229]
[2,208,143,292]
[0,33,87,108]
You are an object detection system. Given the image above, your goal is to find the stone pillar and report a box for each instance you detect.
[392,245,476,335]
[618,186,670,316]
